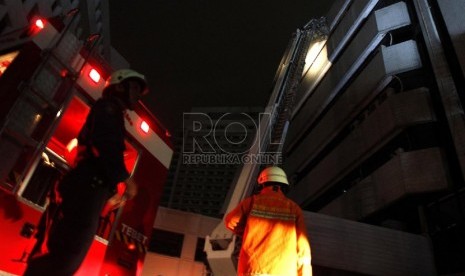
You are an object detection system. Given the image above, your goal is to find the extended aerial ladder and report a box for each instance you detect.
[204,18,329,276]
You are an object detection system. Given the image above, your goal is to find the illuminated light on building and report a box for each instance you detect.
[303,40,328,76]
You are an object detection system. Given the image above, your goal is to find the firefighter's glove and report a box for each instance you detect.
[123,177,138,200]
[105,193,126,212]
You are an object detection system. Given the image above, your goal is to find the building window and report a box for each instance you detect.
[148,229,184,258]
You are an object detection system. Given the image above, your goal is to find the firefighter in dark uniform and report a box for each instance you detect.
[24,69,149,276]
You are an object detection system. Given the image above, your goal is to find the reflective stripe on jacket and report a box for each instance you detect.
[225,186,312,276]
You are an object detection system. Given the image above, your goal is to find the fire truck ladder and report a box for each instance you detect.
[204,18,328,276]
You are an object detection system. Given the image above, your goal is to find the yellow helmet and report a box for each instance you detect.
[106,69,148,95]
[257,166,289,185]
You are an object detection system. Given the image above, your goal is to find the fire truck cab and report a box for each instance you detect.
[0,14,173,276]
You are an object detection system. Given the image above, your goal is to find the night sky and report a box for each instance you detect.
[109,1,336,131]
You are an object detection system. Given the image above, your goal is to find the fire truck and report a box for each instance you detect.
[0,13,173,276]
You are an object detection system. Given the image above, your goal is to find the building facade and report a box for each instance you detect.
[162,106,262,217]
[283,0,465,274]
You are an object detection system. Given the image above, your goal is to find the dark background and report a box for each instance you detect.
[109,1,335,131]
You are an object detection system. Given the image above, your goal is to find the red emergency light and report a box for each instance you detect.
[35,19,45,29]
[127,243,136,251]
[140,121,150,134]
[88,68,101,83]
[30,18,46,34]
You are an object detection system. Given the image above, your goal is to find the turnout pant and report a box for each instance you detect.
[24,161,111,276]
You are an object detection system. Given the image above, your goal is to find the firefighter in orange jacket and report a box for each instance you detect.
[225,166,312,276]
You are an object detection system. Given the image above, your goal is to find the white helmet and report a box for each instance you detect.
[106,69,148,95]
[257,166,289,185]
